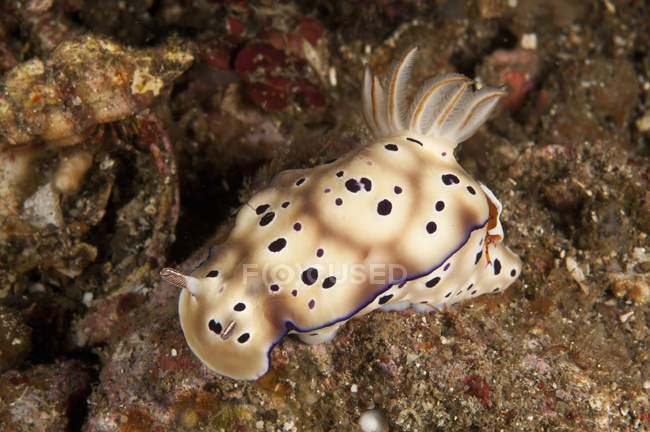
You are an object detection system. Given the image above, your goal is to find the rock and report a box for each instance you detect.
[0,360,94,432]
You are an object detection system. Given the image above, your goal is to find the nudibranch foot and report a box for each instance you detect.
[295,323,343,344]
[161,46,521,380]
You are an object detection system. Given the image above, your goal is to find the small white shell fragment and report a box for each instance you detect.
[635,111,650,132]
[28,283,46,294]
[359,410,387,432]
[406,352,420,364]
[82,292,94,307]
[161,46,521,380]
[521,33,538,50]
[329,66,337,87]
[566,257,586,283]
[602,0,616,14]
[54,151,94,194]
[23,182,63,229]
[632,247,647,261]
[618,311,634,323]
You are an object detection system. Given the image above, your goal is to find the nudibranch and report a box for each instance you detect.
[161,46,521,380]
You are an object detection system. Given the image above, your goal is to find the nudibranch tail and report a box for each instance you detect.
[160,268,202,296]
[362,46,505,146]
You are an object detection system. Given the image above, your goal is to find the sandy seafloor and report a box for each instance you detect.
[0,1,648,431]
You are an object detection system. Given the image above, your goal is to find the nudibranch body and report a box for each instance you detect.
[161,47,521,380]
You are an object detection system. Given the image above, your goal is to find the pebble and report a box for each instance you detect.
[359,410,387,432]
